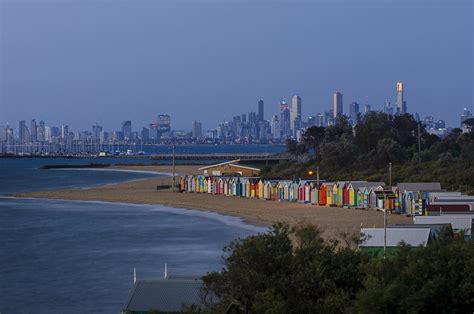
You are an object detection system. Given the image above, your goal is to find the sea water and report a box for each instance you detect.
[0,158,264,313]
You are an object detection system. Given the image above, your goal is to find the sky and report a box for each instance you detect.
[0,0,473,131]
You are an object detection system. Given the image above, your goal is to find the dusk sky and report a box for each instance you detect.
[1,0,472,131]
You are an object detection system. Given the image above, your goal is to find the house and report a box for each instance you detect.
[389,223,453,240]
[122,276,213,314]
[359,227,432,256]
[198,160,261,177]
[414,215,473,240]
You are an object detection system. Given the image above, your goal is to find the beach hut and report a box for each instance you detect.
[250,179,256,198]
[297,181,304,202]
[318,184,327,206]
[258,179,265,199]
[283,182,290,201]
[207,177,214,194]
[218,178,224,195]
[310,184,318,205]
[332,183,339,206]
[240,178,247,197]
[342,182,350,206]
[190,176,196,192]
[235,177,242,196]
[245,179,251,198]
[288,182,295,201]
[273,182,279,201]
[293,182,299,202]
[278,182,284,201]
[304,182,311,204]
[263,181,272,200]
[324,183,333,206]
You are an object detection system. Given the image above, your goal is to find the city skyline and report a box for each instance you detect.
[1,1,472,130]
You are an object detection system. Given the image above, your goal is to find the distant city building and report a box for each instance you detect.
[30,119,37,142]
[396,82,407,114]
[37,120,45,142]
[384,100,394,115]
[19,120,28,144]
[291,95,302,136]
[364,104,371,114]
[100,130,109,144]
[306,116,316,128]
[157,115,171,138]
[316,113,324,127]
[92,124,103,141]
[279,101,291,139]
[325,110,334,126]
[141,127,149,141]
[44,126,52,142]
[205,129,218,139]
[192,120,202,139]
[349,102,360,120]
[461,108,473,126]
[121,120,132,140]
[270,115,281,140]
[257,99,264,122]
[333,91,343,118]
[61,125,69,139]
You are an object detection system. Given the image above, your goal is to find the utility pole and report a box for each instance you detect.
[389,162,392,188]
[316,166,320,188]
[383,190,387,259]
[418,123,421,163]
[172,142,176,192]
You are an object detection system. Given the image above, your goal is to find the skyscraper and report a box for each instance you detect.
[384,100,394,115]
[349,102,360,120]
[19,120,28,144]
[270,115,281,140]
[257,99,264,122]
[333,91,343,118]
[192,120,202,139]
[279,101,291,139]
[37,120,45,142]
[396,82,407,114]
[157,115,171,137]
[291,95,302,136]
[316,113,324,127]
[121,120,132,140]
[30,119,37,142]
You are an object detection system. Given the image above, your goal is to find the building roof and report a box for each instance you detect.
[123,278,209,312]
[390,224,451,240]
[360,228,431,247]
[414,216,472,236]
[198,159,261,172]
[397,182,442,192]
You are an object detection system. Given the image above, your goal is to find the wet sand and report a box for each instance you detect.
[15,164,411,239]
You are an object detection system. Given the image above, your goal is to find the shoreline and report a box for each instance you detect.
[14,164,412,239]
[2,196,267,233]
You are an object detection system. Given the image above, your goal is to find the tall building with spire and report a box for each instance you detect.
[333,91,343,118]
[396,82,407,114]
[290,95,302,136]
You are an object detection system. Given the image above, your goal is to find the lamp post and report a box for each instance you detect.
[172,142,176,192]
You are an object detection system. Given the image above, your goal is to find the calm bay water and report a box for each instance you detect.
[0,157,264,313]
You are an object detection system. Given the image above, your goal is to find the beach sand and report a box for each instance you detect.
[16,164,411,240]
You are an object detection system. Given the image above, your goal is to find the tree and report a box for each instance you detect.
[303,126,325,153]
[356,235,474,313]
[202,224,365,313]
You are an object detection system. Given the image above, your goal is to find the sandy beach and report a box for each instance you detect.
[15,164,411,239]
